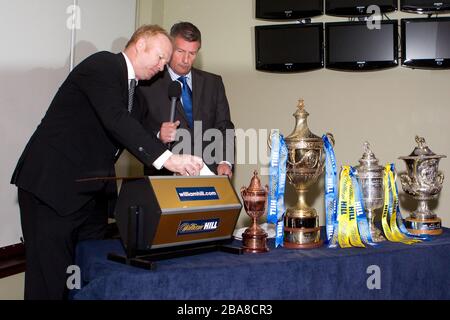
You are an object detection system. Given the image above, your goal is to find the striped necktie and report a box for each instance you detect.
[128,78,137,113]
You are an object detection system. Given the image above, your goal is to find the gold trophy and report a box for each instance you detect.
[399,136,446,235]
[241,170,269,253]
[283,99,334,249]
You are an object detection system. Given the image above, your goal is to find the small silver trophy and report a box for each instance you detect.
[354,142,386,242]
[399,136,446,235]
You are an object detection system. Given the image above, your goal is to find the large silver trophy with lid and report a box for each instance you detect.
[354,142,386,242]
[399,136,446,235]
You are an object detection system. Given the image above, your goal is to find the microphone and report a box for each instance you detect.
[168,80,182,122]
[138,146,152,159]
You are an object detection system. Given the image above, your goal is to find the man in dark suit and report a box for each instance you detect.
[10,25,203,300]
[139,22,235,177]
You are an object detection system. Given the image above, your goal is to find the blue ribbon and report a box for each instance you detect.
[349,167,378,247]
[323,135,339,248]
[267,130,288,248]
[267,130,280,225]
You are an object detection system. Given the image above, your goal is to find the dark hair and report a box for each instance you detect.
[170,22,202,45]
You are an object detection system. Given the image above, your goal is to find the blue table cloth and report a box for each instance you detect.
[71,228,450,300]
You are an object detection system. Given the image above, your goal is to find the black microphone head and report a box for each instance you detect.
[168,80,182,98]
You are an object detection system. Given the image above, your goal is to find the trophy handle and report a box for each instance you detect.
[437,172,444,185]
[240,186,246,197]
[267,129,285,151]
[267,132,273,150]
[400,173,416,195]
[325,132,335,147]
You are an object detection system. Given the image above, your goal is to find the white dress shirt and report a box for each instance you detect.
[122,52,172,169]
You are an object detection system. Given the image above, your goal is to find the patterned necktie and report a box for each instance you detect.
[178,76,193,128]
[128,78,137,113]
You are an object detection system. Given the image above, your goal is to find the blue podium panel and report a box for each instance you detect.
[72,228,450,300]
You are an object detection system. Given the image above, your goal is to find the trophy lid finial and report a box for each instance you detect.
[408,135,437,157]
[285,98,321,142]
[363,141,373,155]
[247,170,263,192]
[415,135,426,148]
[357,141,383,170]
[399,136,446,160]
[294,98,309,118]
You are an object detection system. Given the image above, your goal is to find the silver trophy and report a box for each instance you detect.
[354,142,386,242]
[398,136,446,235]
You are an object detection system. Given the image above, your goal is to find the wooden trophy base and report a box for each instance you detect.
[405,217,442,236]
[283,226,323,249]
[283,239,324,249]
[242,231,269,253]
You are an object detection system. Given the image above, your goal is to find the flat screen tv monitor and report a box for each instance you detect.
[325,0,397,16]
[325,20,398,71]
[401,18,450,69]
[400,0,450,13]
[256,0,323,19]
[255,23,324,72]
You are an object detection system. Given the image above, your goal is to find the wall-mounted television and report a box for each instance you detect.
[400,0,450,14]
[325,0,397,16]
[401,18,450,69]
[325,20,398,71]
[255,23,324,72]
[256,0,323,19]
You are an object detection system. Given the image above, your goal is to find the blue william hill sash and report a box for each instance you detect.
[323,134,339,247]
[267,130,288,247]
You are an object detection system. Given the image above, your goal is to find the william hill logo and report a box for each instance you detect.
[176,187,219,201]
[177,218,220,235]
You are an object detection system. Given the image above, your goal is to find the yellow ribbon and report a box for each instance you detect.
[337,166,352,248]
[337,166,365,248]
[381,165,421,245]
[348,179,365,248]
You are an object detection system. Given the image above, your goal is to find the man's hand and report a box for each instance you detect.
[217,163,232,178]
[163,154,203,176]
[159,121,180,144]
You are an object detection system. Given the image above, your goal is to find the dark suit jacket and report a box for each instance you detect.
[138,68,235,175]
[11,52,167,216]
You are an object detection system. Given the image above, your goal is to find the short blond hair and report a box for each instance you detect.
[125,24,171,49]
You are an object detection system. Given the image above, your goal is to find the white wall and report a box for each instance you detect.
[146,0,450,229]
[2,0,449,248]
[0,0,136,248]
[0,273,25,300]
